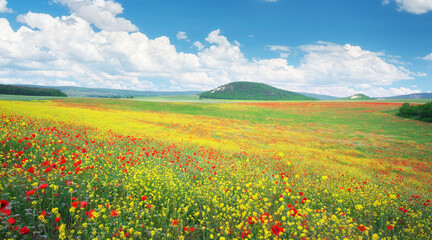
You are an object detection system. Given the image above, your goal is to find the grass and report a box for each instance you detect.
[0,94,66,101]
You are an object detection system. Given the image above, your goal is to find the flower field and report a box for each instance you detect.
[0,99,431,239]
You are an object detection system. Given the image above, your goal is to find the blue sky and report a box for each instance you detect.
[0,0,431,97]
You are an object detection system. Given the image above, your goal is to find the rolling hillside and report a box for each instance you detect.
[199,82,317,100]
[340,93,375,100]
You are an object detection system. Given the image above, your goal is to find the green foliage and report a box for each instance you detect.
[397,102,432,122]
[0,84,67,97]
[199,81,317,100]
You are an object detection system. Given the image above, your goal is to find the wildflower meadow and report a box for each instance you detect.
[0,99,431,239]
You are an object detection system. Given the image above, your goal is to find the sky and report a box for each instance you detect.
[0,0,431,97]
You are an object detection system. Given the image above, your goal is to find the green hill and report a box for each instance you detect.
[0,84,67,97]
[199,82,317,100]
[340,93,375,100]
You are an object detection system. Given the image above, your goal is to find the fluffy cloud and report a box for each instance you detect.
[176,31,188,40]
[267,45,290,58]
[0,0,421,97]
[0,0,11,13]
[54,0,138,32]
[384,0,432,14]
[422,53,432,61]
[298,42,412,86]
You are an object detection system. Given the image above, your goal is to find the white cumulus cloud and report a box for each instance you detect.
[0,0,11,13]
[176,31,188,40]
[422,53,432,61]
[0,0,422,97]
[54,0,138,32]
[384,0,432,14]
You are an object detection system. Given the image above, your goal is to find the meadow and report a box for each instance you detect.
[0,98,431,239]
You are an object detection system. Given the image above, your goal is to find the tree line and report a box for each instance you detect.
[398,101,432,123]
[0,84,67,97]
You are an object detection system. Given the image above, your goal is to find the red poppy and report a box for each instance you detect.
[247,216,257,225]
[26,190,35,196]
[110,210,119,217]
[80,201,88,208]
[0,199,8,210]
[241,229,251,239]
[173,219,179,226]
[271,224,285,236]
[260,213,272,223]
[38,183,48,189]
[299,192,303,196]
[27,166,34,173]
[1,209,11,216]
[188,227,195,232]
[20,227,30,235]
[388,225,394,230]
[7,218,16,225]
[40,211,46,217]
[71,202,79,208]
[55,217,62,222]
[141,196,147,201]
[358,225,366,232]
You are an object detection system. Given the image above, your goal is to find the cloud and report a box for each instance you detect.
[0,0,11,13]
[298,42,413,86]
[267,45,290,52]
[267,45,290,58]
[384,0,432,14]
[193,41,204,50]
[422,53,432,61]
[176,31,188,40]
[264,0,278,2]
[0,1,421,97]
[53,0,138,32]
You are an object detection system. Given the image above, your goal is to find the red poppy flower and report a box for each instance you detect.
[141,196,147,201]
[271,224,285,236]
[241,229,251,239]
[26,190,35,196]
[388,225,394,230]
[38,183,48,189]
[71,202,79,208]
[55,217,62,222]
[247,216,257,225]
[173,219,179,226]
[358,225,366,232]
[1,209,11,216]
[0,199,8,210]
[299,192,303,196]
[27,167,34,174]
[260,213,272,223]
[189,227,195,232]
[80,201,88,208]
[40,211,46,217]
[20,227,30,235]
[7,218,16,225]
[110,210,119,217]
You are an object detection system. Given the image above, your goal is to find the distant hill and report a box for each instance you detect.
[340,93,375,100]
[382,93,432,100]
[297,92,338,100]
[0,84,67,97]
[199,82,317,100]
[16,85,201,98]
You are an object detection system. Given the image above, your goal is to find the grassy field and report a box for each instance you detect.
[0,94,67,101]
[0,98,431,239]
